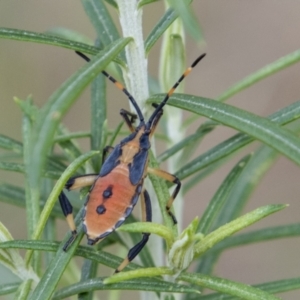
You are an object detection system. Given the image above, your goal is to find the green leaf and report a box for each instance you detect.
[0,282,20,295]
[30,228,85,300]
[54,131,91,142]
[0,184,67,218]
[90,73,106,172]
[0,161,63,179]
[15,279,33,300]
[197,154,252,235]
[167,0,203,44]
[195,144,281,276]
[218,49,300,102]
[55,126,84,169]
[197,277,300,299]
[180,272,280,300]
[157,124,214,163]
[0,27,125,67]
[155,98,300,180]
[148,152,178,236]
[0,135,22,153]
[82,0,121,47]
[46,27,93,45]
[151,95,300,167]
[118,222,174,249]
[103,0,118,9]
[0,222,39,284]
[53,276,199,299]
[211,223,300,254]
[0,240,141,271]
[194,204,286,258]
[182,156,229,194]
[103,266,174,284]
[78,259,98,300]
[145,8,177,55]
[138,0,160,8]
[25,150,99,266]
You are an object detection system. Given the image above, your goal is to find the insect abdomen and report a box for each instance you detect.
[83,164,142,243]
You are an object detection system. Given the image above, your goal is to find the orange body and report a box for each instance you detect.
[83,127,147,244]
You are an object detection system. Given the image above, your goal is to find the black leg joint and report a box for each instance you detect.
[65,177,75,190]
[59,191,73,217]
[143,189,152,222]
[127,234,150,262]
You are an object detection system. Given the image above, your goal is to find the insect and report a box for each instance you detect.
[59,51,206,273]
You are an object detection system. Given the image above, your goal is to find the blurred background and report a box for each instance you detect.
[1,1,300,299]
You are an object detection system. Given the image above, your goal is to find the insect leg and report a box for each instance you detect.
[65,174,98,190]
[59,191,77,250]
[59,174,98,250]
[115,189,152,273]
[147,167,181,224]
[149,108,163,138]
[120,108,137,132]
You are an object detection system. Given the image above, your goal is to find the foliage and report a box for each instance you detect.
[1,1,300,299]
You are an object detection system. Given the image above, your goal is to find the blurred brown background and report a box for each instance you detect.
[1,1,300,299]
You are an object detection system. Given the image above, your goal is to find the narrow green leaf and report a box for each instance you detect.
[157,99,300,180]
[103,0,118,8]
[82,0,121,47]
[78,259,98,300]
[180,272,280,300]
[31,228,85,300]
[104,266,173,284]
[195,144,281,276]
[182,157,229,194]
[138,0,160,8]
[0,161,63,179]
[157,125,214,163]
[0,183,66,218]
[145,8,177,54]
[0,222,39,284]
[211,223,300,254]
[197,154,252,235]
[0,28,125,67]
[0,161,25,173]
[0,282,20,295]
[151,95,300,167]
[145,0,195,55]
[46,27,93,45]
[194,205,286,258]
[0,240,141,271]
[167,0,203,44]
[15,279,33,300]
[53,276,198,299]
[0,135,22,152]
[148,152,178,236]
[196,277,300,300]
[56,126,83,167]
[25,150,99,266]
[218,49,300,102]
[54,131,90,142]
[90,73,106,172]
[118,222,174,248]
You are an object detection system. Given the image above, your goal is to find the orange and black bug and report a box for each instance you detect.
[59,51,206,273]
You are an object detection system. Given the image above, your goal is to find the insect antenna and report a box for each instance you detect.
[146,53,206,130]
[75,51,145,124]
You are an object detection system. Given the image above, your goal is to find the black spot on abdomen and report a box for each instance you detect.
[96,204,106,214]
[103,185,113,199]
